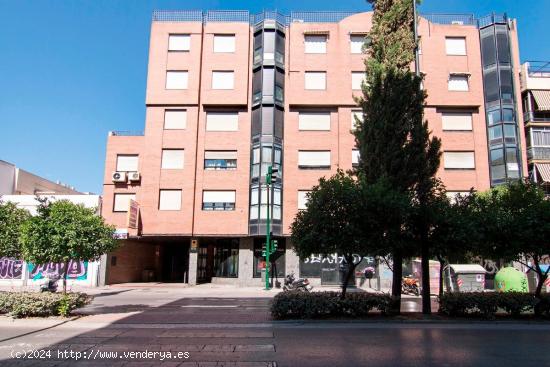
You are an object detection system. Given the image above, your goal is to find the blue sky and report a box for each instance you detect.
[1,0,549,194]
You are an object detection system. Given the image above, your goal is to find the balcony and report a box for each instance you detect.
[523,111,550,124]
[527,146,550,161]
[521,61,550,91]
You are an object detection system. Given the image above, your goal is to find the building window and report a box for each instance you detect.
[350,35,365,54]
[298,150,331,169]
[161,149,184,169]
[204,151,237,170]
[212,71,234,90]
[446,191,471,202]
[298,190,311,210]
[351,110,362,130]
[168,34,190,51]
[305,72,326,90]
[352,149,360,167]
[445,37,466,56]
[298,112,331,131]
[166,71,188,90]
[116,155,138,172]
[212,239,239,278]
[113,193,135,212]
[441,112,473,131]
[159,189,182,211]
[352,72,366,90]
[206,112,238,131]
[214,34,235,53]
[202,191,236,211]
[304,35,327,54]
[164,110,187,130]
[444,152,475,169]
[448,74,469,91]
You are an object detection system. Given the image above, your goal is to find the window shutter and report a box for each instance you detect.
[352,150,360,165]
[159,190,182,211]
[305,72,326,90]
[297,191,311,210]
[206,112,239,131]
[214,35,236,53]
[445,37,466,55]
[203,191,236,203]
[168,34,190,51]
[164,110,187,129]
[298,151,331,167]
[448,75,469,91]
[114,194,135,212]
[442,112,473,131]
[204,151,238,160]
[444,152,475,169]
[161,150,185,169]
[298,112,331,130]
[166,71,188,89]
[352,72,365,90]
[304,35,327,53]
[212,71,234,89]
[350,35,364,54]
[116,155,139,172]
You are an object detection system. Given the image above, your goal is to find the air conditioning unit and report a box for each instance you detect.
[128,171,141,182]
[112,171,127,183]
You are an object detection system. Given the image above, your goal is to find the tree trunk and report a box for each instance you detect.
[62,260,69,293]
[437,255,445,299]
[533,258,549,317]
[421,242,431,315]
[390,249,403,315]
[341,255,359,299]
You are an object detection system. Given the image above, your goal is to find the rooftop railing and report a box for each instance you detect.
[151,10,507,28]
[526,61,550,78]
[109,131,144,137]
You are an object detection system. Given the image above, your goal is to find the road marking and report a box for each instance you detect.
[181,305,239,308]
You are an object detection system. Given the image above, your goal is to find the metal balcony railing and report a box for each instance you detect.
[290,11,358,23]
[527,146,550,161]
[421,13,476,26]
[526,61,550,78]
[109,131,144,137]
[524,112,550,123]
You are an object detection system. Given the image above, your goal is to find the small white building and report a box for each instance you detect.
[0,195,105,288]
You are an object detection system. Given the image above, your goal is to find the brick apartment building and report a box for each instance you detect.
[101,10,528,286]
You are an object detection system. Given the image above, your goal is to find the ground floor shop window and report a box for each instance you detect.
[212,239,239,278]
[253,238,285,278]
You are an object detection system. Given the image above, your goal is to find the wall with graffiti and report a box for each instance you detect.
[27,260,88,281]
[0,257,24,279]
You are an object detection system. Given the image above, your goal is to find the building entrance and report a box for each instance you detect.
[197,238,239,283]
[159,243,189,283]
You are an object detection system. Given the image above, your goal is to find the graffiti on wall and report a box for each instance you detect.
[0,257,24,279]
[28,260,88,280]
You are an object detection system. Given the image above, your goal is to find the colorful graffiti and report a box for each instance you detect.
[0,257,24,279]
[28,260,88,280]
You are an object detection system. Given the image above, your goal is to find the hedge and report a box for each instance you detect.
[439,292,550,319]
[271,291,393,319]
[0,292,92,318]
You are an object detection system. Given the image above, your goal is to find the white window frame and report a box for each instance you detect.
[161,149,185,169]
[113,193,135,212]
[298,112,331,131]
[444,152,475,169]
[206,112,239,132]
[166,71,188,90]
[448,74,469,92]
[352,149,360,166]
[159,189,182,211]
[168,34,190,51]
[164,109,187,130]
[352,72,366,90]
[305,72,326,90]
[116,155,138,172]
[297,190,311,210]
[212,71,234,90]
[202,190,236,211]
[213,34,236,53]
[442,112,473,131]
[445,37,467,56]
[298,150,331,169]
[304,35,327,54]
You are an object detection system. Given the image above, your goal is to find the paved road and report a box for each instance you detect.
[0,287,548,366]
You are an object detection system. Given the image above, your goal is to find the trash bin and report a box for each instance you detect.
[447,264,487,292]
[495,267,528,292]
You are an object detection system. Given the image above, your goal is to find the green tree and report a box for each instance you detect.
[290,171,377,298]
[355,0,442,314]
[20,199,118,293]
[473,181,550,302]
[0,200,31,258]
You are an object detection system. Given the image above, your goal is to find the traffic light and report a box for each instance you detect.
[272,239,278,251]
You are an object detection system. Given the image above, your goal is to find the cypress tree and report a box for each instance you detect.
[355,0,442,314]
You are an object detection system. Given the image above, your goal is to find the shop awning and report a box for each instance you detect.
[531,90,550,111]
[535,163,550,183]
